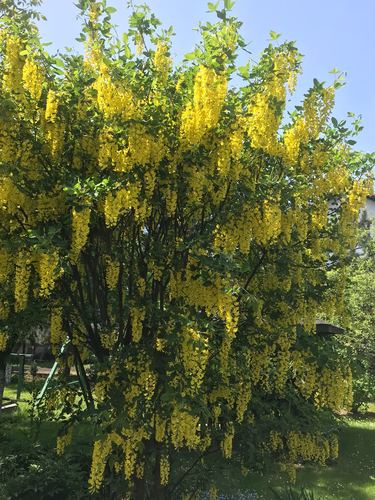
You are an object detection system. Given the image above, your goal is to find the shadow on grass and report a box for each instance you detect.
[267,418,375,500]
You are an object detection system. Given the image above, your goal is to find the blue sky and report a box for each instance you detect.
[37,0,375,152]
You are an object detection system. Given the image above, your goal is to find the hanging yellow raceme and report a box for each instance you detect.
[2,35,23,95]
[0,331,9,352]
[38,251,60,298]
[22,57,43,101]
[14,251,31,312]
[45,90,59,122]
[70,208,91,262]
[180,65,227,146]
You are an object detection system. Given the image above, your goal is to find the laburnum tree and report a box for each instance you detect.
[0,0,373,497]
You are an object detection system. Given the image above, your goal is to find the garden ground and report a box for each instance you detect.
[1,384,374,500]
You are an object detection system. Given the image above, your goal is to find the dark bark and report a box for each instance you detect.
[0,356,7,413]
[133,476,147,500]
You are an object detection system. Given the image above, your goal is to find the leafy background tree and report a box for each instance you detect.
[329,220,375,412]
[0,0,373,498]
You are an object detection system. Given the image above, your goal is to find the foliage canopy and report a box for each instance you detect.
[0,0,373,497]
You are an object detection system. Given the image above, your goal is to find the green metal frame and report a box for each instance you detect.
[35,340,94,409]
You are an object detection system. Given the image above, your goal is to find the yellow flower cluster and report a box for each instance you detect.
[170,267,238,341]
[83,4,102,69]
[44,121,65,160]
[70,208,91,262]
[246,91,281,155]
[214,200,282,254]
[127,124,166,167]
[45,90,59,122]
[229,125,244,162]
[90,432,139,491]
[50,307,64,356]
[314,366,352,411]
[163,183,177,216]
[209,485,218,500]
[2,36,23,95]
[88,436,113,492]
[130,306,145,342]
[0,302,9,320]
[235,381,252,423]
[283,87,335,165]
[246,347,273,386]
[97,127,117,169]
[187,166,205,205]
[121,427,150,480]
[280,462,297,484]
[94,365,119,402]
[56,427,73,455]
[104,256,120,290]
[14,251,31,312]
[0,331,9,352]
[181,327,209,395]
[0,120,19,164]
[136,277,146,297]
[123,354,157,410]
[94,64,138,121]
[252,201,282,245]
[154,42,171,82]
[170,406,200,449]
[269,430,284,452]
[100,330,117,350]
[38,251,60,297]
[283,118,308,165]
[160,454,170,485]
[51,307,64,356]
[0,250,12,283]
[329,434,339,460]
[221,423,234,458]
[213,208,252,254]
[103,183,143,227]
[286,431,335,465]
[246,50,299,155]
[22,58,43,101]
[304,87,335,138]
[216,140,231,177]
[180,66,227,146]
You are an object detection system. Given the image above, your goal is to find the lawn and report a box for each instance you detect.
[1,390,374,499]
[212,408,375,499]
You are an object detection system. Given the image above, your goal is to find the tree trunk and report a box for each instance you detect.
[0,357,6,413]
[133,476,146,500]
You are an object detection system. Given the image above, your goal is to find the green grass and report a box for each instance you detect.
[213,412,375,499]
[1,397,374,499]
[290,415,375,500]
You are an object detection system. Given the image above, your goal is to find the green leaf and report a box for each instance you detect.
[238,63,250,79]
[269,30,281,41]
[184,51,197,60]
[106,6,117,14]
[75,33,86,43]
[224,0,235,10]
[207,2,219,12]
[216,9,226,20]
[331,117,338,127]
